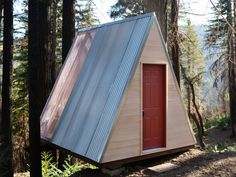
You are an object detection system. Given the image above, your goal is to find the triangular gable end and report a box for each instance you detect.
[101,17,196,163]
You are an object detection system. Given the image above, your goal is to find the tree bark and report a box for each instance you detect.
[62,0,75,62]
[187,86,191,116]
[170,0,180,86]
[189,82,205,136]
[145,0,168,42]
[190,113,205,148]
[227,0,235,137]
[0,0,14,176]
[228,43,236,137]
[28,0,51,176]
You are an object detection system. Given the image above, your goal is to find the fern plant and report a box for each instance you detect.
[41,152,96,177]
[42,152,62,177]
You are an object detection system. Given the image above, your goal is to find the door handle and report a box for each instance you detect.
[142,110,144,117]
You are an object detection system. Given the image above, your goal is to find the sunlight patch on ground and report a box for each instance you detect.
[148,163,179,173]
[14,172,29,177]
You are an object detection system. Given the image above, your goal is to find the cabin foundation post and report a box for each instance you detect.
[101,167,125,176]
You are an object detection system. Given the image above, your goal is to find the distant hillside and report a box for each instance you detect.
[194,25,207,46]
[193,24,220,108]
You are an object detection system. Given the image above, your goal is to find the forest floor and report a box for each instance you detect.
[71,126,236,177]
[14,125,236,177]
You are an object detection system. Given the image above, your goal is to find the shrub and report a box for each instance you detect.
[206,143,236,153]
[204,114,230,130]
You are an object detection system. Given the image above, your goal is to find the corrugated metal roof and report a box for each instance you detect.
[41,13,155,163]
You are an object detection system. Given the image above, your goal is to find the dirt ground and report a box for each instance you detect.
[71,127,236,177]
[14,127,236,177]
[70,149,236,177]
[123,149,236,177]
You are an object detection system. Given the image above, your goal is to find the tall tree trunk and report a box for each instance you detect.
[0,0,14,176]
[145,0,168,42]
[187,27,191,117]
[41,0,58,161]
[190,113,205,148]
[28,0,51,176]
[170,0,180,86]
[227,0,235,137]
[62,0,75,62]
[59,0,75,169]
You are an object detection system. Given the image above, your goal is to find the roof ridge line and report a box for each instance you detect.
[78,12,156,32]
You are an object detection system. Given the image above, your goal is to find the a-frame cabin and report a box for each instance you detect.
[40,13,196,166]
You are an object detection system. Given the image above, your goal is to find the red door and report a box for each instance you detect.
[143,64,166,150]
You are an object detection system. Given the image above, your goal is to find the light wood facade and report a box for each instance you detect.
[102,21,196,163]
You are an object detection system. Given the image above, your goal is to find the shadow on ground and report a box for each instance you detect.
[71,126,236,177]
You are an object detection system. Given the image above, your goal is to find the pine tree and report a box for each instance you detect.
[76,0,98,28]
[110,0,144,18]
[180,20,205,120]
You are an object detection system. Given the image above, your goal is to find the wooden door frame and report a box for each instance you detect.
[140,62,168,155]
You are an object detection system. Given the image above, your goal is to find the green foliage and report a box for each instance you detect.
[179,20,206,113]
[41,152,97,177]
[110,0,144,19]
[12,60,28,133]
[12,40,29,171]
[204,0,231,91]
[205,0,230,50]
[42,152,61,176]
[206,143,236,153]
[76,0,99,28]
[180,20,205,79]
[204,114,230,130]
